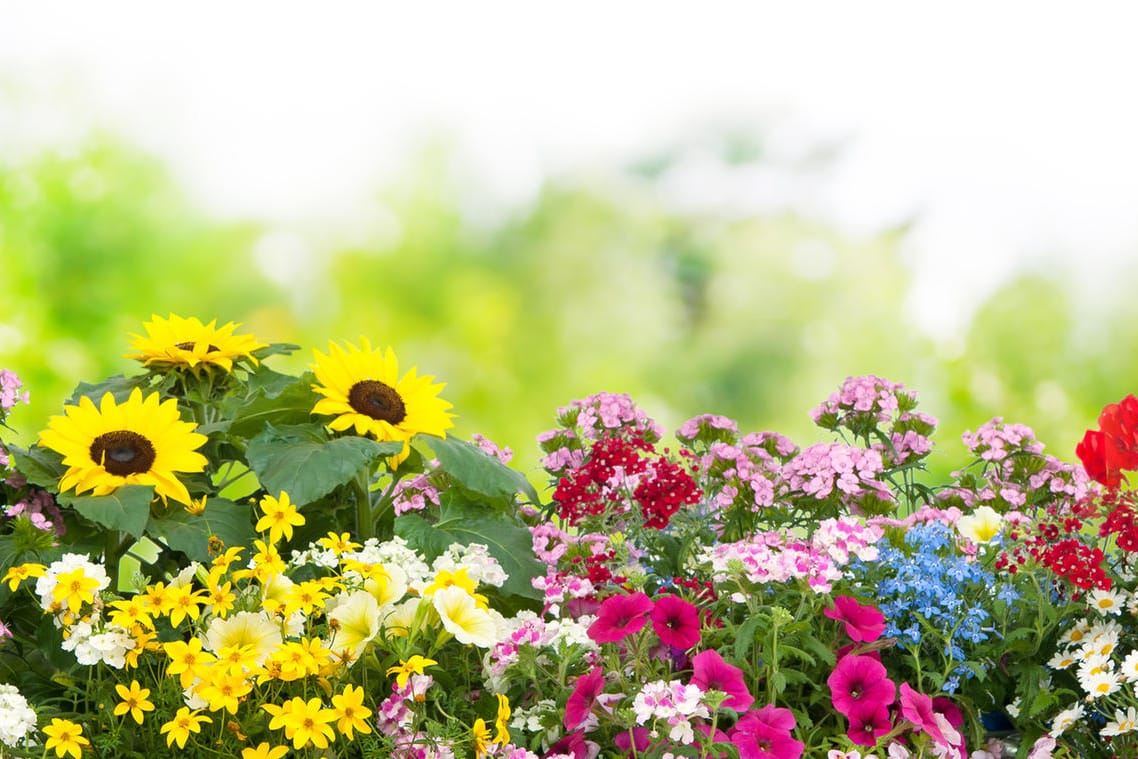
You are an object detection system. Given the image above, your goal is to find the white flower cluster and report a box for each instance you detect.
[60,619,134,668]
[433,543,507,587]
[0,684,37,748]
[352,537,431,587]
[32,553,110,613]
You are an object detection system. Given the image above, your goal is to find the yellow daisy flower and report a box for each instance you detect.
[494,693,510,745]
[331,684,373,740]
[241,743,289,759]
[52,568,101,614]
[114,680,155,724]
[38,387,208,505]
[472,718,492,759]
[160,707,212,749]
[385,654,438,689]
[256,491,305,544]
[43,718,89,759]
[3,562,46,591]
[126,314,267,374]
[311,338,454,465]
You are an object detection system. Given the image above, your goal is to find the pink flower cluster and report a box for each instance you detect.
[391,470,441,516]
[940,418,1092,514]
[3,480,65,536]
[782,443,894,514]
[471,432,514,464]
[811,376,937,467]
[0,369,28,413]
[701,518,882,594]
[537,392,663,476]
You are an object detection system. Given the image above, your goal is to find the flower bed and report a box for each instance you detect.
[0,316,1134,758]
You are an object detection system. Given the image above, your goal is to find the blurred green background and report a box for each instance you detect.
[2,125,1136,484]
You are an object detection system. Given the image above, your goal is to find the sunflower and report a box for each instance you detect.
[311,339,454,465]
[38,387,208,505]
[125,314,267,373]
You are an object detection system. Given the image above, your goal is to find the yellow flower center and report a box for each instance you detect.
[91,430,156,475]
[348,380,406,424]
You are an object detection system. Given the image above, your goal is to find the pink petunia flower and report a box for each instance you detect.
[650,594,702,649]
[587,592,655,644]
[564,666,606,731]
[899,682,947,746]
[612,727,652,754]
[825,596,886,642]
[690,649,755,712]
[730,705,805,759]
[827,655,896,720]
[847,705,892,747]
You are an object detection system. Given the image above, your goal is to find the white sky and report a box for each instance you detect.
[3,1,1138,339]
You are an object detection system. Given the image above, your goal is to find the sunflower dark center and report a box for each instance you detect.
[90,430,157,476]
[176,341,220,352]
[348,380,407,424]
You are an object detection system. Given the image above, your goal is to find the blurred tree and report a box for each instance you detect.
[1,126,1131,491]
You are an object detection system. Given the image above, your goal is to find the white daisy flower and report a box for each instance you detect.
[1101,707,1138,737]
[1048,650,1077,670]
[1088,588,1126,616]
[1121,650,1138,680]
[1082,669,1122,699]
[1051,703,1085,736]
[1061,620,1092,647]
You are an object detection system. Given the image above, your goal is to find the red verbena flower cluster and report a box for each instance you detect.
[552,435,701,530]
[996,505,1112,592]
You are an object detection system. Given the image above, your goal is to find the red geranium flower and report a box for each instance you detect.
[824,595,886,642]
[690,649,755,712]
[650,594,702,649]
[587,592,655,644]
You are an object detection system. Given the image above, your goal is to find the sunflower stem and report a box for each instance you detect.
[354,470,374,541]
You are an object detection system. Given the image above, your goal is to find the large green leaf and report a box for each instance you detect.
[64,485,154,538]
[216,372,321,439]
[424,435,542,506]
[148,497,254,561]
[396,500,544,601]
[8,445,66,490]
[246,423,401,504]
[66,374,150,406]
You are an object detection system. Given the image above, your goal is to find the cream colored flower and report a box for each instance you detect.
[956,506,1004,544]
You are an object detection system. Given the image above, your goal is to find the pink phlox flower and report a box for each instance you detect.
[1026,735,1056,759]
[564,666,605,731]
[650,594,702,649]
[690,649,754,712]
[587,592,654,643]
[828,655,896,720]
[825,596,886,642]
[900,682,947,746]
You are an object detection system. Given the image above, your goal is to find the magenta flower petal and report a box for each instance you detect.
[730,705,804,759]
[847,705,893,747]
[691,649,755,712]
[824,595,886,642]
[563,666,605,730]
[827,654,896,720]
[900,682,947,745]
[587,592,655,644]
[650,594,702,649]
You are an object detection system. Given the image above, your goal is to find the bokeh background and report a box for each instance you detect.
[3,2,1138,480]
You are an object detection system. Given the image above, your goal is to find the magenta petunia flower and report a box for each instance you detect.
[846,705,893,747]
[827,654,896,720]
[613,727,652,754]
[587,591,655,643]
[900,682,947,746]
[649,594,702,649]
[690,649,755,712]
[824,595,886,642]
[730,705,805,759]
[563,666,605,730]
